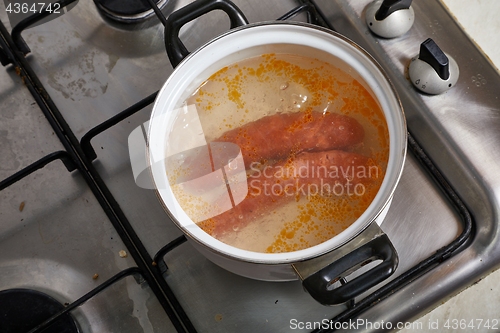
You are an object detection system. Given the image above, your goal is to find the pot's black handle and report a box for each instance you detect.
[301,233,398,305]
[165,0,249,68]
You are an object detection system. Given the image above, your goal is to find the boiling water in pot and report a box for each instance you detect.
[166,53,389,253]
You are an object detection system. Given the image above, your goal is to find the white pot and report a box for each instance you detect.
[148,21,406,305]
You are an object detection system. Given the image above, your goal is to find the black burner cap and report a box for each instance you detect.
[94,0,167,22]
[0,289,79,333]
[96,0,153,16]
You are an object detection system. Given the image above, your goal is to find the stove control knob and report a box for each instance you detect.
[408,38,459,95]
[366,0,414,38]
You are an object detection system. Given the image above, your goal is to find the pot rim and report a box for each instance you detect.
[148,21,407,264]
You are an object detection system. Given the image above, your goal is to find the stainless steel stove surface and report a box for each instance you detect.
[0,0,498,332]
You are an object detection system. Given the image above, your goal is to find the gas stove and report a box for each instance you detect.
[0,0,498,332]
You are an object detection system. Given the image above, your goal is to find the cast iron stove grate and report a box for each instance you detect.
[0,0,473,332]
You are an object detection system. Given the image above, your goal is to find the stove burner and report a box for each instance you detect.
[0,289,79,333]
[94,0,169,23]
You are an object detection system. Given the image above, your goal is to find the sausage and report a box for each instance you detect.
[177,110,365,188]
[197,149,380,237]
[215,110,365,165]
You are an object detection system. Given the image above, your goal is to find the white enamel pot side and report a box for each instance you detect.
[148,21,406,305]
